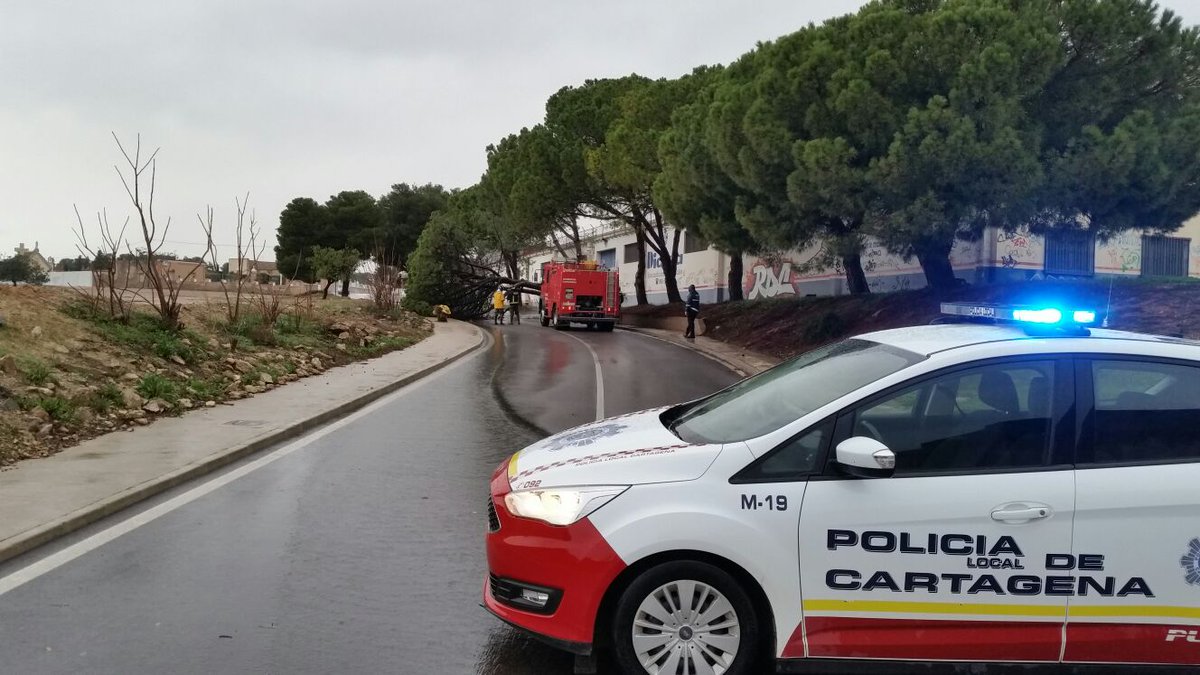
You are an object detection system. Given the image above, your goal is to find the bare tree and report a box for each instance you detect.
[200,193,261,327]
[73,205,135,321]
[113,133,200,330]
[367,240,405,314]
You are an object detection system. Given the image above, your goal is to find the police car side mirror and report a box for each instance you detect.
[835,437,896,479]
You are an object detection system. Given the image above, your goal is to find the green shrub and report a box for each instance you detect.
[37,396,77,423]
[185,376,227,401]
[19,358,52,385]
[136,373,179,402]
[85,382,125,413]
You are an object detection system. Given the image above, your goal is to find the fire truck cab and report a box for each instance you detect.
[538,260,620,331]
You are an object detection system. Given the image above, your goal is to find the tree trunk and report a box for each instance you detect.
[917,240,958,291]
[842,253,871,295]
[634,228,648,305]
[340,276,350,297]
[661,233,683,304]
[727,251,743,301]
[322,280,334,299]
[569,216,583,262]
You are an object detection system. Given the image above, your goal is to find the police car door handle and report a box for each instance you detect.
[990,505,1051,523]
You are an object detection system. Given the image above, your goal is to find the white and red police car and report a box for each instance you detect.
[483,303,1200,673]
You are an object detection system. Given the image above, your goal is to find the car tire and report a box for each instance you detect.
[540,302,550,327]
[612,561,760,675]
[553,309,567,330]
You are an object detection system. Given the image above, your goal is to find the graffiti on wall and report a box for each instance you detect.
[746,260,799,299]
[1099,231,1142,274]
[994,228,1042,268]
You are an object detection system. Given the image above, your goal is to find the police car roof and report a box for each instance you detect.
[858,323,1194,357]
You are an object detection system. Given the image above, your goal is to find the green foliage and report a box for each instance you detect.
[19,357,52,385]
[37,396,77,423]
[0,255,49,286]
[275,197,332,282]
[85,382,125,413]
[372,183,449,268]
[136,373,179,403]
[310,246,362,298]
[67,305,200,364]
[403,206,495,318]
[185,377,228,401]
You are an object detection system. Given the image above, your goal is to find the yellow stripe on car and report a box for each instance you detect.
[805,599,1200,620]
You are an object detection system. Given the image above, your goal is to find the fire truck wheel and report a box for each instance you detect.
[540,308,550,327]
[601,323,615,332]
[552,309,567,330]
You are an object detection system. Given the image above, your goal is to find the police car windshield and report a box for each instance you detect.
[669,339,923,444]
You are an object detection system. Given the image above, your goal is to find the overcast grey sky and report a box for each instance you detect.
[3,0,1199,262]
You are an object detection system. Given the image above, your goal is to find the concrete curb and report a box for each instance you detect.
[616,325,757,378]
[0,324,486,566]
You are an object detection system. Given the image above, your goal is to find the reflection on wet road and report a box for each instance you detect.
[0,321,739,674]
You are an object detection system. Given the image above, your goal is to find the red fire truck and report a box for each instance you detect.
[537,260,621,331]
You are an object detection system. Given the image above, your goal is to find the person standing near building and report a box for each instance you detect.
[492,287,507,325]
[684,284,700,339]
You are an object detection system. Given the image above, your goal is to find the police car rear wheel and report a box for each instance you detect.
[613,561,759,675]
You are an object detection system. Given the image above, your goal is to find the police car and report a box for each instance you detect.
[483,303,1200,673]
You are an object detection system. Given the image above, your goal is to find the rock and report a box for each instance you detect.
[335,343,347,352]
[169,355,187,366]
[244,385,264,394]
[53,344,70,355]
[0,354,18,375]
[134,418,150,426]
[76,408,95,424]
[37,423,53,438]
[30,326,43,338]
[121,388,143,408]
[330,322,351,333]
[207,338,220,349]
[121,372,140,382]
[142,399,170,414]
[31,408,51,423]
[232,360,255,374]
[338,331,351,341]
[259,372,274,385]
[178,398,194,409]
[180,338,192,346]
[26,386,54,397]
[204,400,217,408]
[310,358,323,370]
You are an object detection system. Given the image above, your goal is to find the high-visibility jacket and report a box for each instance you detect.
[493,291,507,310]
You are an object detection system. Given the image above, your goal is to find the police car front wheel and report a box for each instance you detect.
[612,560,760,675]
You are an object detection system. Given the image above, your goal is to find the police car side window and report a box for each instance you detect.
[733,420,832,482]
[1088,360,1200,465]
[852,361,1055,475]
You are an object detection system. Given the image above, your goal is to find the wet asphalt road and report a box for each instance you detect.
[0,320,738,675]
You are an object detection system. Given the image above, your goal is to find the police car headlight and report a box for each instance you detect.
[503,486,628,526]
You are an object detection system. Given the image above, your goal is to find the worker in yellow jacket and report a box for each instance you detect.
[492,288,507,325]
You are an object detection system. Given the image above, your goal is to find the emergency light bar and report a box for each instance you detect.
[939,302,1097,335]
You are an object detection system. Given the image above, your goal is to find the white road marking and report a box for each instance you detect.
[0,350,473,598]
[563,332,605,421]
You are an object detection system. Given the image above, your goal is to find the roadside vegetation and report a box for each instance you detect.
[0,285,431,467]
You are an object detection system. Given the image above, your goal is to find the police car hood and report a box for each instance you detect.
[507,409,720,489]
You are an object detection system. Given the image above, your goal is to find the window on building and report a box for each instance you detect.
[597,248,617,270]
[1087,360,1200,464]
[684,232,708,254]
[1141,236,1190,278]
[1044,231,1095,276]
[623,242,640,264]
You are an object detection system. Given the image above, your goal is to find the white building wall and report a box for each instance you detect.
[520,216,1200,306]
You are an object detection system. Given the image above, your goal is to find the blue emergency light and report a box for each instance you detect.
[939,302,1098,335]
